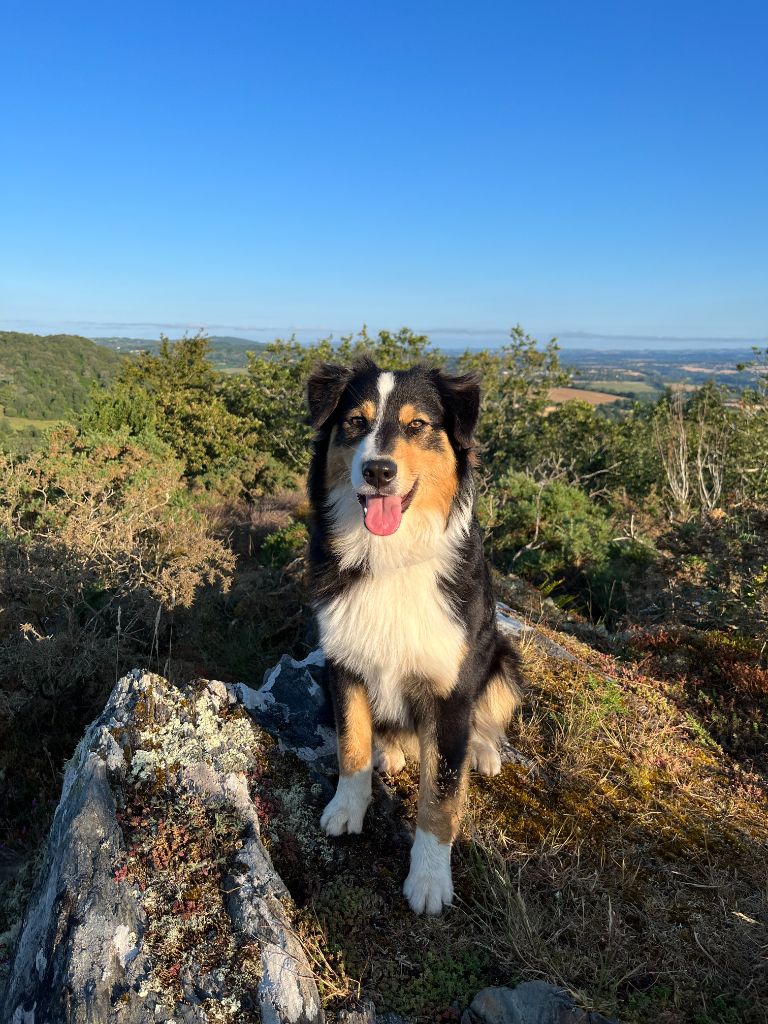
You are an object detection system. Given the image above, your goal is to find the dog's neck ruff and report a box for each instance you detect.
[325,481,474,576]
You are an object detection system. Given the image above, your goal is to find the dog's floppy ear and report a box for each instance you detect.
[307,363,353,429]
[430,369,481,449]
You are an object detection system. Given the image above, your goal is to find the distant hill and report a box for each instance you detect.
[93,335,268,370]
[0,331,122,423]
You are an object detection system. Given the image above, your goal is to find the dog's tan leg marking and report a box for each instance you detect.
[471,673,522,776]
[339,684,374,775]
[404,725,470,914]
[321,685,373,836]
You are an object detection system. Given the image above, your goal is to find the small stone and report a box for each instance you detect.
[464,981,618,1024]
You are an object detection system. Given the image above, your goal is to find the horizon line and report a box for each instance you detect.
[2,319,766,346]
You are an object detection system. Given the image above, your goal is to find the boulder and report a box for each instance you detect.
[1,669,323,1024]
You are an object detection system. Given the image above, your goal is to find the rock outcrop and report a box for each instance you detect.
[1,669,324,1024]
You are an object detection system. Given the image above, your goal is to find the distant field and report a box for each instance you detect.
[582,379,659,396]
[547,387,623,406]
[681,365,738,374]
[0,406,62,430]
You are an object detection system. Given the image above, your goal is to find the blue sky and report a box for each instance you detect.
[1,0,766,344]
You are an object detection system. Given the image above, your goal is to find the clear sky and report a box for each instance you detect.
[1,0,766,343]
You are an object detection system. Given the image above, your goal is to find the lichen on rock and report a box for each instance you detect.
[1,669,323,1024]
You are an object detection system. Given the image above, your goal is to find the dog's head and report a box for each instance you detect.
[307,358,480,536]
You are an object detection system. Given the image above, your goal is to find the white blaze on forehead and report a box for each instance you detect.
[351,370,396,488]
[375,371,395,429]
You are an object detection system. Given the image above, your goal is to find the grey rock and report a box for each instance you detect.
[337,1001,378,1024]
[225,840,321,1024]
[1,670,323,1024]
[496,604,578,663]
[462,982,619,1024]
[233,650,338,770]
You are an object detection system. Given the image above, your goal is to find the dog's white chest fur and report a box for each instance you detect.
[317,556,466,724]
[317,484,472,724]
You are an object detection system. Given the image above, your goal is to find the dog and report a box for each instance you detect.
[306,357,523,914]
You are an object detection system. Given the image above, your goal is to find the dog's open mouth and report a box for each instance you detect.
[358,481,418,536]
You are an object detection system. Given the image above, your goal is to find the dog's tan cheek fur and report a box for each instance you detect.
[392,432,457,523]
[339,685,373,775]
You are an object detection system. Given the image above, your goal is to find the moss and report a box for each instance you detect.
[113,677,273,1022]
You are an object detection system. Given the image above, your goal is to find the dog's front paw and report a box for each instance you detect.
[320,770,372,836]
[470,736,502,777]
[403,827,454,915]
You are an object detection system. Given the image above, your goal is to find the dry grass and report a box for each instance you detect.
[454,638,768,1023]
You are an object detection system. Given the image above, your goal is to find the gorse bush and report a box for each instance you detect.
[479,470,614,577]
[0,424,238,939]
[0,426,234,711]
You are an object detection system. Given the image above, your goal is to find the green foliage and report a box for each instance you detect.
[335,324,443,371]
[82,334,249,480]
[0,331,121,422]
[457,325,569,475]
[79,378,158,438]
[481,469,614,578]
[259,521,309,566]
[223,336,334,477]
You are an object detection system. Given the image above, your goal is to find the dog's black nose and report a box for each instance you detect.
[362,458,397,489]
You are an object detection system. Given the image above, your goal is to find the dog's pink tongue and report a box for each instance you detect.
[363,495,403,536]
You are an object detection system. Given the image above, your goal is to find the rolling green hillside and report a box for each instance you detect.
[0,331,122,423]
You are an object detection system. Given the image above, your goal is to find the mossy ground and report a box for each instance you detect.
[253,635,767,1024]
[113,679,276,1023]
[251,747,504,1021]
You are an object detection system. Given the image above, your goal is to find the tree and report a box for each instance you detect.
[457,325,570,479]
[223,336,335,477]
[81,334,247,480]
[335,326,444,371]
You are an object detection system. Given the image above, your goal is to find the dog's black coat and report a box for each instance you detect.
[307,357,521,762]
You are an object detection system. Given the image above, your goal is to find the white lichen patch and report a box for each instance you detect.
[112,924,138,968]
[128,679,259,784]
[266,780,336,867]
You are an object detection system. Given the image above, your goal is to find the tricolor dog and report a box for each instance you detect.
[306,358,523,915]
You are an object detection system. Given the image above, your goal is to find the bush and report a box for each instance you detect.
[481,470,614,577]
[0,425,234,706]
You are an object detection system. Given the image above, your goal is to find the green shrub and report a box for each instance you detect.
[259,521,309,566]
[481,470,614,577]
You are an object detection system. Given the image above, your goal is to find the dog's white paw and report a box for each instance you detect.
[470,736,502,777]
[374,740,406,775]
[403,828,454,915]
[320,770,371,836]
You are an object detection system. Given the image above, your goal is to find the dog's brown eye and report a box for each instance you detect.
[347,416,366,428]
[408,418,427,431]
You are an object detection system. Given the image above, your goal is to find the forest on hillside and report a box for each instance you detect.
[0,331,122,448]
[1,327,767,1022]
